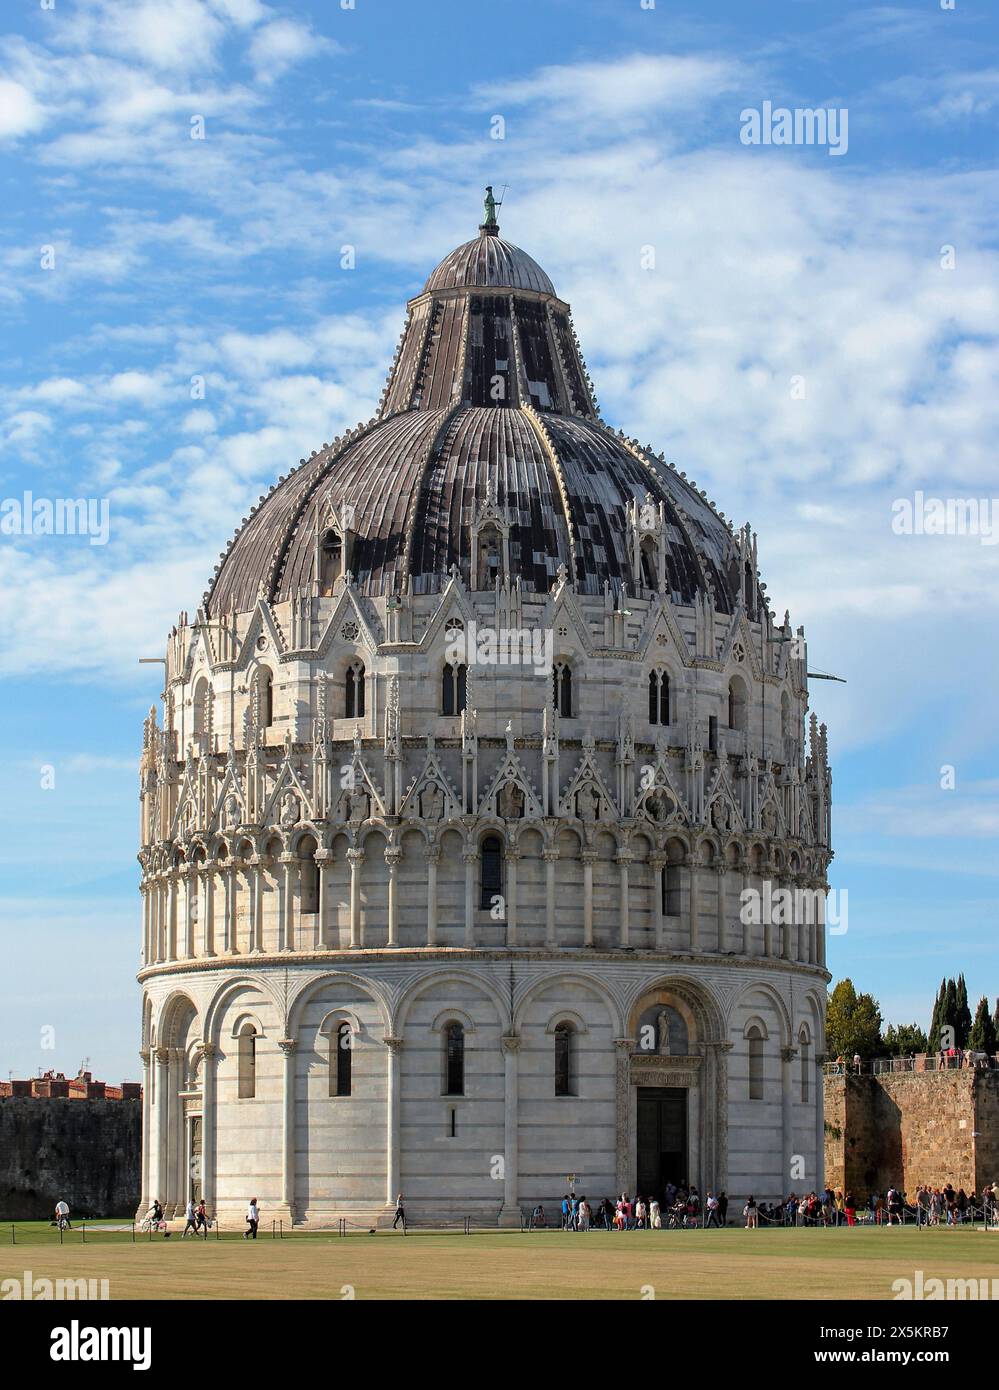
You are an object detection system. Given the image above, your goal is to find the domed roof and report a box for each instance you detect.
[206,197,748,619]
[424,232,556,297]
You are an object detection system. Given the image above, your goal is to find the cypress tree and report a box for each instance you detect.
[955,974,972,1047]
[968,997,997,1055]
[928,978,945,1053]
[941,978,958,1047]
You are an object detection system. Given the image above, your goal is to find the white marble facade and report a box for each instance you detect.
[137,220,832,1226]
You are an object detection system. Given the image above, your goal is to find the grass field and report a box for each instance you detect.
[2,1223,998,1299]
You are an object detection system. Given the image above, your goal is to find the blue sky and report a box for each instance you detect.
[1,0,997,1081]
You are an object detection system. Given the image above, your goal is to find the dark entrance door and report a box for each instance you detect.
[636,1087,687,1198]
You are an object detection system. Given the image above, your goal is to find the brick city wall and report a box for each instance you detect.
[824,1070,999,1195]
[0,1098,141,1219]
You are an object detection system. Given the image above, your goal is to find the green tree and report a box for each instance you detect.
[928,979,946,1056]
[883,1022,928,1055]
[826,978,883,1060]
[969,997,998,1055]
[955,974,973,1047]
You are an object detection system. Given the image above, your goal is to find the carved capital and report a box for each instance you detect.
[198,1041,218,1060]
[780,1045,799,1062]
[383,1035,404,1053]
[346,849,365,867]
[500,1033,521,1055]
[277,1037,297,1055]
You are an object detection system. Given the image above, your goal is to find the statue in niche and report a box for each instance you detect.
[421,782,444,821]
[656,1009,672,1057]
[761,803,777,836]
[712,798,731,831]
[347,788,370,822]
[577,783,600,821]
[499,781,524,819]
[280,792,301,829]
[224,794,241,829]
[645,790,673,823]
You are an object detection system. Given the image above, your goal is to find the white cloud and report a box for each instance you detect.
[476,53,749,125]
[249,19,338,83]
[0,77,43,138]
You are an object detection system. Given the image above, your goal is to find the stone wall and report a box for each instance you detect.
[824,1071,999,1195]
[0,1098,141,1219]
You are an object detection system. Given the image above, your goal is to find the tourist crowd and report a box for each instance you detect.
[527,1180,999,1231]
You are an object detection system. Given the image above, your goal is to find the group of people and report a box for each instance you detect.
[138,1196,258,1237]
[743,1181,999,1228]
[530,1186,730,1231]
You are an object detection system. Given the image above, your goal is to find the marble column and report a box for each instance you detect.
[616,851,631,948]
[203,868,215,957]
[315,851,330,949]
[715,864,727,952]
[505,850,519,947]
[781,1045,797,1198]
[278,1038,297,1220]
[199,1042,217,1213]
[347,848,364,948]
[688,858,700,952]
[251,855,266,953]
[155,1047,170,1206]
[279,853,297,952]
[182,868,194,958]
[224,864,237,954]
[613,1038,634,1192]
[544,849,558,949]
[498,1034,521,1226]
[463,849,477,948]
[581,850,596,947]
[166,873,178,960]
[384,1036,403,1210]
[816,881,827,968]
[425,846,440,946]
[139,1048,151,1211]
[385,847,401,947]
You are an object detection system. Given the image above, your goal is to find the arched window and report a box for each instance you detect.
[345,661,365,719]
[747,1026,764,1101]
[192,678,209,738]
[237,1023,257,1099]
[299,838,319,914]
[648,669,670,725]
[554,1022,573,1097]
[254,666,274,728]
[728,675,748,732]
[441,662,467,716]
[444,1021,465,1096]
[480,834,502,910]
[553,661,573,717]
[330,1021,352,1097]
[663,862,682,917]
[319,530,342,595]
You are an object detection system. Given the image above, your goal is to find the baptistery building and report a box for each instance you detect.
[137,198,833,1226]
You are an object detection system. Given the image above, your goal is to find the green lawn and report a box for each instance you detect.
[2,1224,998,1299]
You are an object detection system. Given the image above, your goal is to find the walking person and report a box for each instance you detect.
[844,1191,856,1226]
[392,1193,406,1230]
[54,1199,71,1231]
[182,1197,199,1238]
[195,1198,208,1234]
[705,1191,720,1228]
[243,1197,259,1239]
